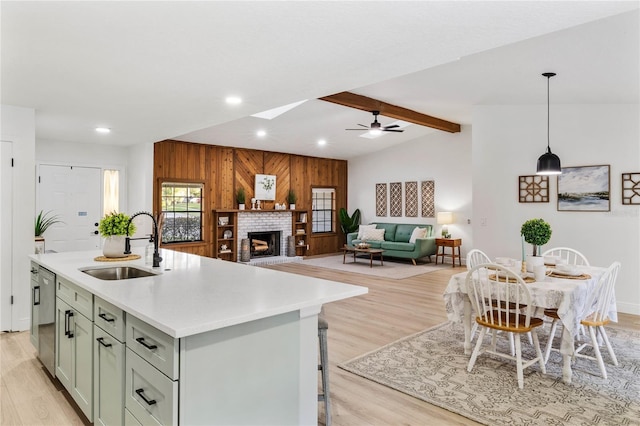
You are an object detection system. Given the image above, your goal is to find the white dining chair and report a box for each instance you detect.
[543,262,620,378]
[541,247,590,266]
[541,247,591,336]
[466,264,546,389]
[466,249,491,269]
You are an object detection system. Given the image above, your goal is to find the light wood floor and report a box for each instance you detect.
[2,261,639,425]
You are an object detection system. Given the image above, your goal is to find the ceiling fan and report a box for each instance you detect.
[346,110,404,133]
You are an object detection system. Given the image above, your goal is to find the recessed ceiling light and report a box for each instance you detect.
[318,139,327,146]
[225,96,242,105]
[256,130,267,138]
[95,127,111,133]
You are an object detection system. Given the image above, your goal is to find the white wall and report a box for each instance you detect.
[1,104,36,331]
[348,127,473,255]
[473,104,640,315]
[126,141,155,243]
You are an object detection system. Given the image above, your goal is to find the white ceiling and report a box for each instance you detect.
[2,2,638,160]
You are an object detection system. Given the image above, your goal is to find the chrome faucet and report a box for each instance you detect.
[124,211,162,267]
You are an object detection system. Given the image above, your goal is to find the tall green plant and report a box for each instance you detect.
[35,210,63,237]
[339,208,361,237]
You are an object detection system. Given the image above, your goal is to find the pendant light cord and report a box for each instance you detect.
[547,75,550,152]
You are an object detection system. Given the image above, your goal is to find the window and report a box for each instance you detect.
[312,188,335,234]
[103,170,119,215]
[161,182,204,243]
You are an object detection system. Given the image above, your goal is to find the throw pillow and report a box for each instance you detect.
[357,224,377,240]
[362,228,385,242]
[409,227,427,243]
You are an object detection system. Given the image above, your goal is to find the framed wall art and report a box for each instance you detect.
[622,172,640,205]
[557,165,610,212]
[421,180,435,217]
[390,182,402,217]
[255,174,276,200]
[519,175,549,203]
[405,181,418,217]
[375,183,387,217]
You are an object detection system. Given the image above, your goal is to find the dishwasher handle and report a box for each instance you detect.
[33,286,40,306]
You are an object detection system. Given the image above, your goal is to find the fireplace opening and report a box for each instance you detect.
[248,231,281,258]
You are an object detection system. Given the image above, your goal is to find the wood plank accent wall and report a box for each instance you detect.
[153,140,348,257]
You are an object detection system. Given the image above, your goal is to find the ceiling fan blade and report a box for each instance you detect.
[383,124,400,129]
[356,124,369,128]
[346,128,367,131]
[382,129,404,132]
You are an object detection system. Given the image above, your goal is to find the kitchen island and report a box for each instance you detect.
[30,248,367,425]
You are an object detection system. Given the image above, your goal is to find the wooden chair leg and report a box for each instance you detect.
[514,335,524,390]
[587,326,607,379]
[598,326,618,366]
[531,331,546,374]
[467,327,487,372]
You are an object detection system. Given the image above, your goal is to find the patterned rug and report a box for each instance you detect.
[339,322,640,426]
[300,254,447,279]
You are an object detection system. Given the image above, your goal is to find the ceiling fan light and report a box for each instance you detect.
[369,129,382,136]
[536,149,562,175]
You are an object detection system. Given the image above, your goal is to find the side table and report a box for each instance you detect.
[435,238,462,267]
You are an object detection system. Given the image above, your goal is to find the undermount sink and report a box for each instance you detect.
[81,266,157,280]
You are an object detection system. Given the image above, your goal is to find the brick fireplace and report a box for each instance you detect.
[237,211,292,261]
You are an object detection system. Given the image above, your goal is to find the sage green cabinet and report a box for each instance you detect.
[94,324,125,426]
[93,296,126,426]
[55,297,93,421]
[55,276,93,422]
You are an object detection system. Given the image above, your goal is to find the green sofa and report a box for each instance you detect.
[346,222,436,265]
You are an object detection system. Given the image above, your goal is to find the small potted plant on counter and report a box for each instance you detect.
[236,187,246,210]
[99,211,136,258]
[34,210,63,254]
[287,189,297,210]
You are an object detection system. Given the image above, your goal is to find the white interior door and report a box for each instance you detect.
[38,165,102,252]
[0,141,13,331]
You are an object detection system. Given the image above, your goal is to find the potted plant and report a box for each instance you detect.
[287,189,297,210]
[521,218,552,256]
[236,187,246,210]
[34,210,63,253]
[99,211,136,258]
[339,208,361,243]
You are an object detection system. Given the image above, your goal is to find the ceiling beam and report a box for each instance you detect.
[319,91,461,133]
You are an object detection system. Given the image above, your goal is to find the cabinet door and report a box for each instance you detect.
[94,325,125,426]
[72,310,93,421]
[55,298,73,391]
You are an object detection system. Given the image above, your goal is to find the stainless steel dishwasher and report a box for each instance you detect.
[32,264,56,376]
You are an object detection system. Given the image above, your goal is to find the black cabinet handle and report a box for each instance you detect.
[135,388,157,406]
[98,312,115,323]
[65,311,74,338]
[33,286,40,306]
[136,337,157,350]
[96,337,112,348]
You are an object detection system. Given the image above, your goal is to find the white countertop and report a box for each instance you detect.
[30,249,368,338]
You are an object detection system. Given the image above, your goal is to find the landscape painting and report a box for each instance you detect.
[557,165,610,211]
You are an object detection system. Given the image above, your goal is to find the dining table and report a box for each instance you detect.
[442,263,618,384]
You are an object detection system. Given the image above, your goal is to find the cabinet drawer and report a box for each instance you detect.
[94,296,126,342]
[57,276,93,318]
[126,315,178,380]
[125,349,178,426]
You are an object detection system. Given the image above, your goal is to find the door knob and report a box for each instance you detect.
[94,231,99,235]
[94,222,99,227]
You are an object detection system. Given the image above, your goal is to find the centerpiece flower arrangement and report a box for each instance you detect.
[520,218,552,256]
[99,212,136,258]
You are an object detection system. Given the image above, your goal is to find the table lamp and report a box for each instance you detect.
[437,211,454,238]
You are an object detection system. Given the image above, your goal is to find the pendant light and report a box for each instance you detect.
[536,72,562,175]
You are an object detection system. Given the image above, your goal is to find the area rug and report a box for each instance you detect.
[339,322,640,426]
[300,254,447,279]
